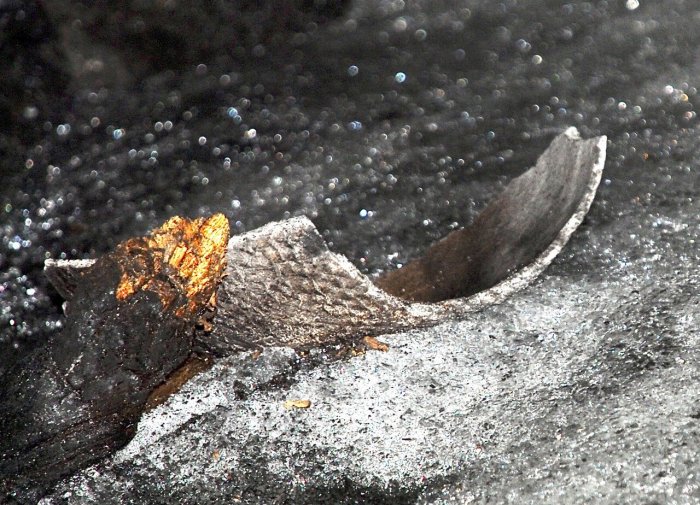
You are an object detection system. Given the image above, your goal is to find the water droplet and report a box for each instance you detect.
[23,106,38,120]
[516,39,531,52]
[393,18,407,32]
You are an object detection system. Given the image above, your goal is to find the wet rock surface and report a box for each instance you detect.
[1,0,700,503]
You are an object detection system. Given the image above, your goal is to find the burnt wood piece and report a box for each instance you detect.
[0,215,229,503]
[12,127,606,502]
[43,258,96,300]
[43,129,606,352]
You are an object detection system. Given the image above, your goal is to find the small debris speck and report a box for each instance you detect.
[283,399,312,410]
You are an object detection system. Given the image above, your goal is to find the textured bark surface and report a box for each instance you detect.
[198,216,422,353]
[0,215,228,503]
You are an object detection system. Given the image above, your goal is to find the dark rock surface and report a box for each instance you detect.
[1,0,699,503]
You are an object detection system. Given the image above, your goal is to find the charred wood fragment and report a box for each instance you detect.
[376,127,606,302]
[1,128,606,503]
[0,214,229,502]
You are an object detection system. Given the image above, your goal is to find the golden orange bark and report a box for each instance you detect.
[115,214,230,318]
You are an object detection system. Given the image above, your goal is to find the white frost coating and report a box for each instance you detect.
[113,376,228,463]
[563,125,582,140]
[114,347,299,463]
